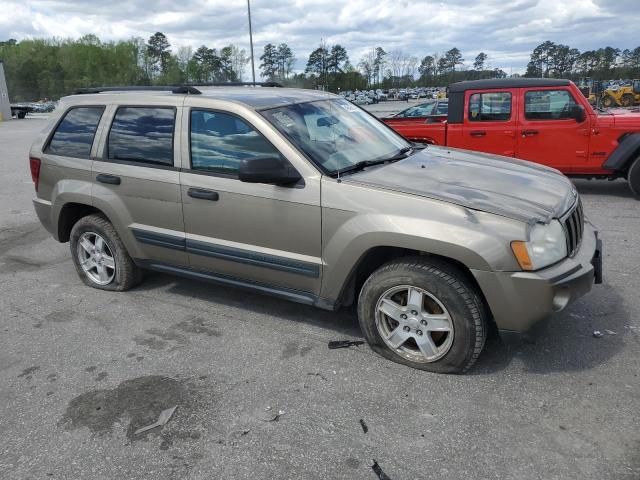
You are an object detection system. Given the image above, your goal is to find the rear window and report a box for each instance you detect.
[468,92,511,121]
[107,107,175,166]
[46,107,104,158]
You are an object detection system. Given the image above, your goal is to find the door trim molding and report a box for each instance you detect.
[131,227,320,278]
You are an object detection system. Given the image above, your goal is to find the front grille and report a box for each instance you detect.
[562,199,584,257]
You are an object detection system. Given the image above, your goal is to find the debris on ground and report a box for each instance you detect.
[604,329,617,335]
[372,459,392,480]
[262,409,285,422]
[307,372,327,381]
[592,330,603,338]
[359,418,368,434]
[328,340,365,349]
[134,406,177,435]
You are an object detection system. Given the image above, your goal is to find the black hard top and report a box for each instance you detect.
[449,78,571,93]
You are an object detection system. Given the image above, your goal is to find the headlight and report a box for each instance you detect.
[511,220,567,271]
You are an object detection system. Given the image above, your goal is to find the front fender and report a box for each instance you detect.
[319,208,523,301]
[603,133,640,171]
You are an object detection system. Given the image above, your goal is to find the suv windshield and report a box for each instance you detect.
[261,99,410,175]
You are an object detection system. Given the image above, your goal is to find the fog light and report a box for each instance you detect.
[552,287,570,312]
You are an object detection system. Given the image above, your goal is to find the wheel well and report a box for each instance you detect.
[338,247,489,313]
[57,203,102,242]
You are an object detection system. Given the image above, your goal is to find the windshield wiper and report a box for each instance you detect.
[334,147,413,177]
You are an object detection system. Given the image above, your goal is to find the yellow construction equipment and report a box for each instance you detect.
[601,80,640,108]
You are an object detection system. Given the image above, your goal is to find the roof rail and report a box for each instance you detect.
[72,86,202,95]
[72,82,283,96]
[185,82,283,88]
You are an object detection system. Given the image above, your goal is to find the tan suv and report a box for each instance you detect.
[30,84,603,373]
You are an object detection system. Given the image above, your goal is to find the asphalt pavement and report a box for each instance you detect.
[0,114,638,480]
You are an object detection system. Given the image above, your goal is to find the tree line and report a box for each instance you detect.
[2,33,640,102]
[0,33,250,101]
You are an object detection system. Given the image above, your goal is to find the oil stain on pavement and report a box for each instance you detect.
[58,375,210,444]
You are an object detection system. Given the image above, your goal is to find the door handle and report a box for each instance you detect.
[470,130,486,137]
[188,188,219,201]
[521,129,539,137]
[96,174,121,185]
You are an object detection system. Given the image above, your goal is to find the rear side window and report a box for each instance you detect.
[525,90,577,120]
[46,107,104,158]
[468,92,511,121]
[190,110,283,176]
[107,107,175,166]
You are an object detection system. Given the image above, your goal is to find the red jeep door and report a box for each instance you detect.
[460,90,517,156]
[515,87,590,172]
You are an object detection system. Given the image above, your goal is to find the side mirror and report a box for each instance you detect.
[569,104,586,122]
[238,156,302,186]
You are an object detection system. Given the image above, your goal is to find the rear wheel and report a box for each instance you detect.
[601,95,616,108]
[621,94,635,107]
[358,257,487,374]
[70,214,142,291]
[628,157,640,198]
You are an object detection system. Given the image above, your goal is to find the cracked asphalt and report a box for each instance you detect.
[0,114,639,480]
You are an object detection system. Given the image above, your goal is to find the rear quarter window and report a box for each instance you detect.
[45,107,105,158]
[107,107,175,166]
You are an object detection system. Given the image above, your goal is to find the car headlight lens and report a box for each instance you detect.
[511,220,567,271]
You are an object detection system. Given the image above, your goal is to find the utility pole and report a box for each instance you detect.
[247,0,256,84]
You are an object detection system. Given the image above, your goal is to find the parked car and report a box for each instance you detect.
[384,100,449,124]
[384,78,640,196]
[29,84,601,373]
[353,94,372,105]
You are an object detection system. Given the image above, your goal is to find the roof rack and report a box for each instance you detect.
[187,82,283,88]
[72,82,283,95]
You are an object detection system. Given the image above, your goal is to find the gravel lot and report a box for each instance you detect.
[0,114,639,480]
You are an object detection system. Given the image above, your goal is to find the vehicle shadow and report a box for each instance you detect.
[572,178,634,198]
[137,271,630,375]
[471,282,631,375]
[136,271,362,338]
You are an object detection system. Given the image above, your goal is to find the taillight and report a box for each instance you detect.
[29,157,41,192]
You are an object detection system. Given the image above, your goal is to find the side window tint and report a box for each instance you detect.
[190,110,284,175]
[525,90,577,120]
[468,92,512,121]
[108,107,175,165]
[46,107,104,158]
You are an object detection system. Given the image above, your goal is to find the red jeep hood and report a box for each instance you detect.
[600,108,640,128]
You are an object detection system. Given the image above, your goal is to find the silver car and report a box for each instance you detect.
[30,85,602,373]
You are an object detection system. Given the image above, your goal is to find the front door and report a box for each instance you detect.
[179,104,322,300]
[516,87,591,172]
[461,90,517,156]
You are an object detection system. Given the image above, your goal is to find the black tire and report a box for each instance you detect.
[69,214,142,291]
[628,157,640,198]
[357,257,487,374]
[601,95,616,108]
[621,94,635,107]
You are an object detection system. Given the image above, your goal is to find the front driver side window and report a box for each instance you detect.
[190,110,284,176]
[524,90,578,120]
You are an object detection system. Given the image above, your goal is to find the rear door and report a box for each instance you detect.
[461,90,517,156]
[92,101,187,266]
[515,87,590,172]
[178,101,322,298]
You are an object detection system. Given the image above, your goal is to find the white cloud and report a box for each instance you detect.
[1,0,639,75]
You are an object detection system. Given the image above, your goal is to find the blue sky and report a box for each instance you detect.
[2,0,639,77]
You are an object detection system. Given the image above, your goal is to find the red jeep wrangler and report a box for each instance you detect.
[383,78,640,195]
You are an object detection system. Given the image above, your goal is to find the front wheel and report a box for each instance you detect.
[601,95,616,108]
[358,258,487,374]
[628,157,640,198]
